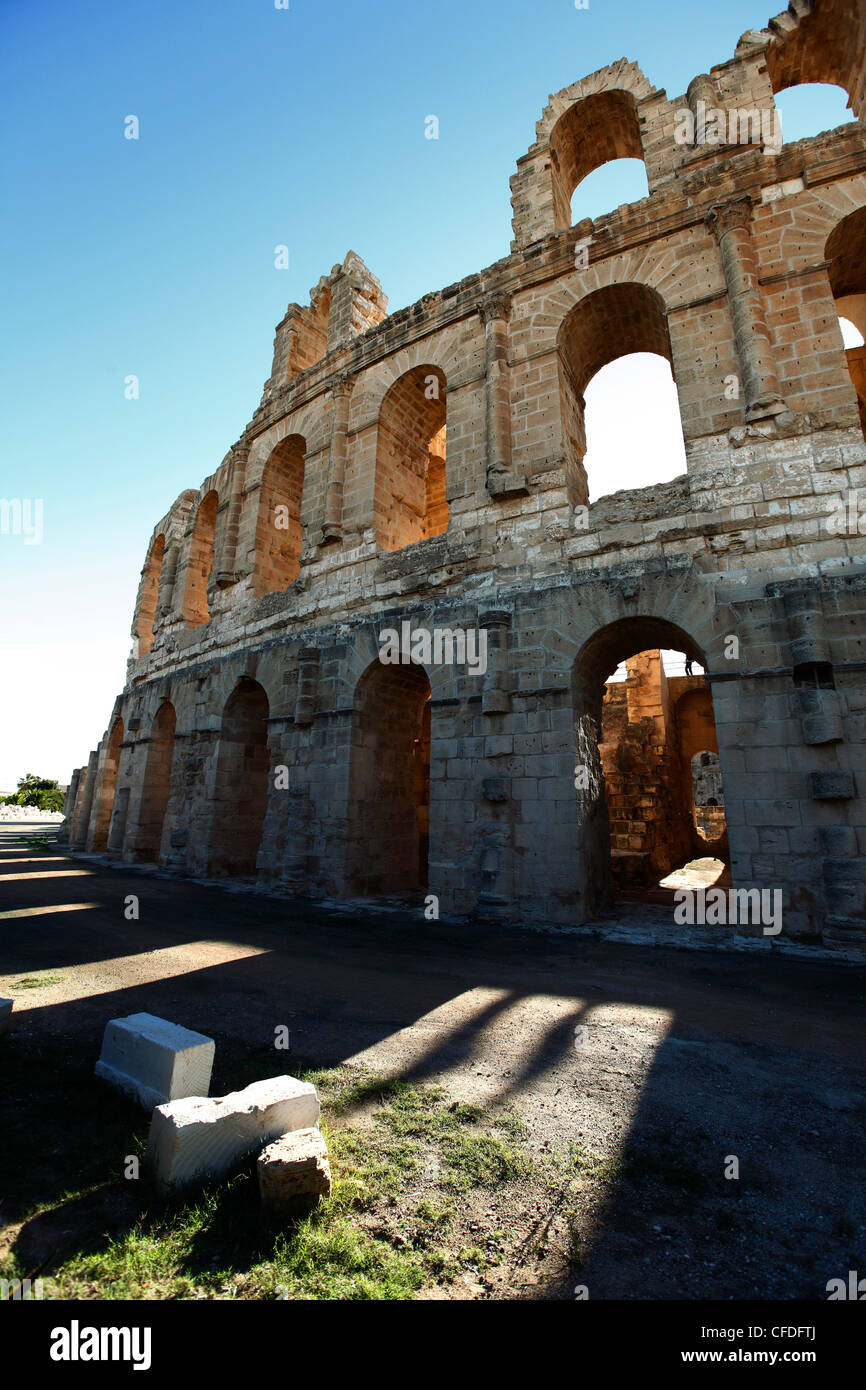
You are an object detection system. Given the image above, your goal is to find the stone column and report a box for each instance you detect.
[480,293,526,498]
[294,647,320,726]
[706,198,786,421]
[479,610,511,715]
[687,73,723,144]
[213,444,249,588]
[57,767,82,843]
[71,750,99,849]
[321,375,354,543]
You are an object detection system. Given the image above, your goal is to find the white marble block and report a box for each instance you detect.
[146,1075,320,1196]
[95,1012,215,1110]
[0,998,12,1035]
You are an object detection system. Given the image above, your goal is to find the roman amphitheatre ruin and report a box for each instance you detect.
[62,0,866,950]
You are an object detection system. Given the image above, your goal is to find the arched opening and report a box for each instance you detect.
[91,718,124,852]
[573,620,728,915]
[208,677,270,877]
[550,90,647,230]
[582,354,687,501]
[183,491,218,627]
[346,660,431,898]
[557,284,685,506]
[825,208,866,440]
[569,159,649,225]
[137,534,165,655]
[765,0,865,124]
[254,434,306,594]
[375,366,447,552]
[134,701,176,862]
[771,82,855,143]
[690,750,727,845]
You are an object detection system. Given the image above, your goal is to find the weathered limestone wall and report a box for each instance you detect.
[64,0,866,950]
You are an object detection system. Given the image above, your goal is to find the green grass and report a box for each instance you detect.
[0,1067,539,1301]
[10,974,65,990]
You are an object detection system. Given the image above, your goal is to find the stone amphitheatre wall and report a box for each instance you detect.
[63,0,866,947]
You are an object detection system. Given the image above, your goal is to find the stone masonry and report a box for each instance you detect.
[63,1,866,948]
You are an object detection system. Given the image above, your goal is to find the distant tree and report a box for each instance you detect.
[3,774,64,813]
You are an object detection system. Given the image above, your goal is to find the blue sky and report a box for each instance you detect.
[0,0,855,789]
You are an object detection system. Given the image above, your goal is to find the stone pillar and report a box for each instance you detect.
[279,786,312,893]
[321,376,354,543]
[57,767,82,843]
[71,750,99,849]
[783,588,831,669]
[479,610,511,715]
[213,445,249,588]
[156,542,180,620]
[687,73,723,143]
[294,647,320,726]
[480,293,526,498]
[706,198,786,422]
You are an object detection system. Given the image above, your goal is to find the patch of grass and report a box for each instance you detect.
[2,1064,540,1301]
[12,974,65,990]
[560,1139,625,1184]
[440,1131,532,1191]
[493,1108,529,1142]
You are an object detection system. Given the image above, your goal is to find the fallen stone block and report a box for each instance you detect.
[258,1126,331,1219]
[146,1075,320,1196]
[95,1012,215,1110]
[0,998,12,1035]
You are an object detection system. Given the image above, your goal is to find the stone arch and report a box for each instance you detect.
[253,434,307,594]
[346,658,432,896]
[549,89,646,230]
[825,205,866,435]
[374,365,448,551]
[510,61,656,248]
[764,0,866,122]
[135,534,165,655]
[183,490,218,627]
[134,701,176,862]
[556,282,679,506]
[572,617,711,913]
[91,717,124,852]
[208,677,271,877]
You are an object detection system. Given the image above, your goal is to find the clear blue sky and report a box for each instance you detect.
[0,0,854,790]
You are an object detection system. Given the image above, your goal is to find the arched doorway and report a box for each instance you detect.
[134,701,176,862]
[183,491,218,627]
[208,678,270,877]
[557,283,685,506]
[375,366,447,551]
[573,618,728,913]
[253,434,306,593]
[346,660,431,897]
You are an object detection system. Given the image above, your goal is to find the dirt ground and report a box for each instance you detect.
[1,822,864,1300]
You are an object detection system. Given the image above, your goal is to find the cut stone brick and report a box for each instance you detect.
[0,998,12,1035]
[258,1126,332,1220]
[146,1075,320,1196]
[95,1012,215,1110]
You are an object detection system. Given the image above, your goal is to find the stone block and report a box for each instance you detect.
[95,1012,215,1110]
[810,771,854,801]
[258,1126,332,1220]
[146,1075,320,1196]
[0,998,12,1035]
